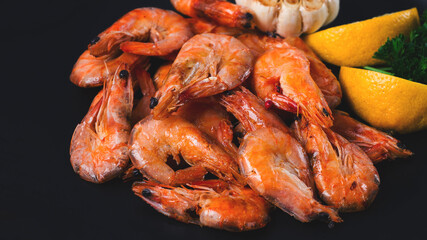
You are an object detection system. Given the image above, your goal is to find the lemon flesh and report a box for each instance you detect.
[304,8,420,67]
[339,67,427,133]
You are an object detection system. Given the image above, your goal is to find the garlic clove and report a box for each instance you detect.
[324,0,340,25]
[236,0,278,33]
[276,0,303,37]
[300,0,329,33]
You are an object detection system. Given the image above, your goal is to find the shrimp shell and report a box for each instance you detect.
[89,8,193,58]
[133,180,271,231]
[70,64,133,183]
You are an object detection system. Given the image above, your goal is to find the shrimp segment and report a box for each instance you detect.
[70,50,146,87]
[238,128,341,223]
[237,33,341,108]
[152,33,253,119]
[129,115,243,185]
[70,64,133,183]
[177,99,237,157]
[331,110,413,163]
[89,8,193,58]
[133,180,271,231]
[292,119,380,212]
[131,68,157,125]
[220,86,291,134]
[171,0,255,29]
[253,47,333,128]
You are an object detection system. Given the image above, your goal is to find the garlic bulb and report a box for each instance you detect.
[235,0,340,37]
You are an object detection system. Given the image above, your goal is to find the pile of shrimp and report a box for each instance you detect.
[69,1,413,231]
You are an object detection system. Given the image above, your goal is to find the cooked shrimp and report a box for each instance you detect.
[220,86,290,134]
[292,118,380,212]
[70,64,133,183]
[70,50,147,87]
[238,127,341,223]
[153,62,172,89]
[253,47,333,128]
[151,33,253,119]
[237,33,341,108]
[177,98,237,156]
[133,180,271,231]
[129,115,243,186]
[187,18,250,37]
[171,0,255,29]
[88,8,193,58]
[131,68,156,125]
[331,110,413,163]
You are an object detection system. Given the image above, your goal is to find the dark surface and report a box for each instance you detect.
[1,0,426,239]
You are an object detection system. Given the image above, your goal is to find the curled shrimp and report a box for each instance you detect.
[238,127,341,223]
[237,33,341,108]
[128,115,243,186]
[88,8,193,58]
[70,50,147,87]
[171,0,255,29]
[151,33,253,119]
[70,64,133,183]
[133,180,271,231]
[253,47,333,128]
[331,110,413,163]
[292,118,380,212]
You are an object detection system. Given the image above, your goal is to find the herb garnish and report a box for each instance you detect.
[364,10,427,84]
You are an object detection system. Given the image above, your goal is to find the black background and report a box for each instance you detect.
[1,0,426,239]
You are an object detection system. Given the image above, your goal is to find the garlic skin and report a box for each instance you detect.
[235,0,340,37]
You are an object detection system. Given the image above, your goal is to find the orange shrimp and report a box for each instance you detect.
[151,33,253,119]
[220,86,290,134]
[253,47,333,128]
[133,180,271,231]
[130,68,156,125]
[238,127,341,223]
[88,8,193,58]
[237,33,341,108]
[128,115,243,186]
[70,64,133,183]
[177,98,237,157]
[171,0,255,29]
[70,50,147,87]
[187,17,250,37]
[153,62,172,89]
[331,110,413,163]
[292,118,380,212]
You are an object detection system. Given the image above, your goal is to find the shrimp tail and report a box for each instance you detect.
[172,0,255,29]
[315,205,343,224]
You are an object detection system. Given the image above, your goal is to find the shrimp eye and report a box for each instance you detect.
[142,189,152,198]
[119,70,129,79]
[150,97,159,109]
[322,108,329,117]
[90,36,100,45]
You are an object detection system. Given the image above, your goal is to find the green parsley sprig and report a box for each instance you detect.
[364,10,427,84]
